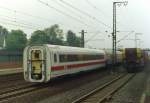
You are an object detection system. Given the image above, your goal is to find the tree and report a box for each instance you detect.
[44,24,64,45]
[75,36,82,47]
[0,26,9,47]
[6,30,27,50]
[66,30,81,47]
[30,30,49,44]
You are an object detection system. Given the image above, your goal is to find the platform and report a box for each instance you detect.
[0,68,23,76]
[140,69,150,103]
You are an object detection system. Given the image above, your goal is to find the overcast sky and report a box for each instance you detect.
[0,0,149,49]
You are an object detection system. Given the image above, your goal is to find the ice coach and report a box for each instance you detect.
[23,44,106,82]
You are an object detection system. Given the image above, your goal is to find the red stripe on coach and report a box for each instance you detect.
[51,66,64,71]
[51,60,105,71]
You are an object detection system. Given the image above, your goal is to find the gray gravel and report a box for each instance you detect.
[2,69,124,103]
[107,66,150,103]
[37,73,121,103]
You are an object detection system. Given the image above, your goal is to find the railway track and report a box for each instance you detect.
[0,83,48,102]
[0,69,109,103]
[0,73,24,82]
[72,73,135,103]
[0,73,27,91]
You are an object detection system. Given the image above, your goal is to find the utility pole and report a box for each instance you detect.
[79,30,87,48]
[112,1,127,70]
[112,2,116,68]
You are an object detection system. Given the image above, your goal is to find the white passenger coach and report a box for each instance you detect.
[23,44,106,82]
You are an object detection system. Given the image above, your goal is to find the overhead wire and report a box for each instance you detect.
[0,1,108,34]
[47,0,103,30]
[85,0,130,33]
[59,0,112,29]
[87,39,104,41]
[0,5,63,25]
[0,5,83,31]
[37,0,90,27]
[0,17,40,30]
[50,0,84,20]
[85,0,111,19]
[85,31,104,43]
[0,14,42,28]
[117,31,134,43]
[0,20,38,30]
[51,0,99,26]
[86,0,129,30]
[0,1,111,38]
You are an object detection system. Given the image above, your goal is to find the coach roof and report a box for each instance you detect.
[46,44,105,54]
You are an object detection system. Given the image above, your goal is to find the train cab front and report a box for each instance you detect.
[24,46,47,82]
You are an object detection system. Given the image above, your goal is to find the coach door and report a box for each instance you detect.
[30,49,45,81]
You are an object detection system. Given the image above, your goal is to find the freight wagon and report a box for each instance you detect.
[123,48,145,72]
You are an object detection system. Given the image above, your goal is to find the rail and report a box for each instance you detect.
[72,73,135,103]
[0,83,48,102]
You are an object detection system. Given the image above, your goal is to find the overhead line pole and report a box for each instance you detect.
[79,30,87,48]
[112,1,128,71]
[112,2,116,69]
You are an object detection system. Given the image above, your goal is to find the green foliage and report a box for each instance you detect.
[44,24,64,45]
[75,36,82,47]
[0,24,82,50]
[30,30,49,44]
[0,26,9,47]
[66,30,81,47]
[30,24,64,45]
[6,30,27,50]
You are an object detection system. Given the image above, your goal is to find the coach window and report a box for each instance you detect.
[67,54,78,62]
[99,55,104,59]
[54,54,57,63]
[59,54,63,62]
[59,54,66,62]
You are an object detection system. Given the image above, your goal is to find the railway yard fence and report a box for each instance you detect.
[0,50,23,69]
